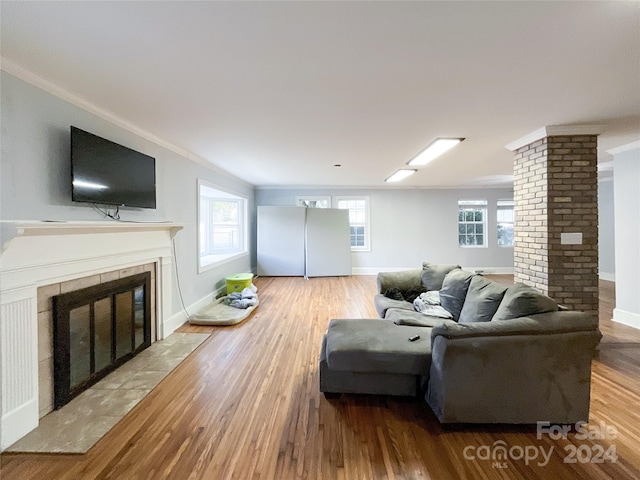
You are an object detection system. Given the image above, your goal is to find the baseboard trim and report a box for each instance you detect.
[613,308,640,330]
[352,267,416,275]
[599,272,615,282]
[351,266,514,276]
[469,267,514,275]
[163,287,226,336]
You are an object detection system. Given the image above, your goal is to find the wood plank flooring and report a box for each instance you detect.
[2,275,639,479]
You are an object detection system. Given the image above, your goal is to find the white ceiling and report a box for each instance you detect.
[2,1,639,188]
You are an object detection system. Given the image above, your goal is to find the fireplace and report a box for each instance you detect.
[52,272,152,408]
[0,221,183,451]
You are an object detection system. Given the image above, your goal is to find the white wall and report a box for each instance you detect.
[0,72,255,319]
[598,179,615,280]
[256,187,514,273]
[612,143,640,329]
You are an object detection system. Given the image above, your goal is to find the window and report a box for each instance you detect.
[497,200,515,247]
[295,196,330,208]
[335,196,370,251]
[198,180,248,272]
[458,200,487,248]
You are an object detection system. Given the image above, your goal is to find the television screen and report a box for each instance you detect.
[71,126,156,209]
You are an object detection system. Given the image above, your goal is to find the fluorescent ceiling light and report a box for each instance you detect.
[408,138,464,166]
[385,169,416,183]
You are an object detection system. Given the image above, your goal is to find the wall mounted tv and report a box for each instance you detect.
[71,126,157,209]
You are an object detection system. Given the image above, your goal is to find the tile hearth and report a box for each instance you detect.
[6,332,209,454]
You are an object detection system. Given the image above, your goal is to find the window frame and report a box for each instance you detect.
[496,199,515,247]
[334,196,371,252]
[197,179,248,273]
[458,199,488,248]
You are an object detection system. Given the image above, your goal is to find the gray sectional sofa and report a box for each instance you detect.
[319,263,602,424]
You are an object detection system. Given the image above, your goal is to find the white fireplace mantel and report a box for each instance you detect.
[1,220,184,252]
[0,220,184,450]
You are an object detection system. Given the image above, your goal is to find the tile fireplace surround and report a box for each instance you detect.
[0,221,183,450]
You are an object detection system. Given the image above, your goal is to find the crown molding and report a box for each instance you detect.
[1,57,187,155]
[606,140,640,156]
[1,57,254,188]
[505,125,605,152]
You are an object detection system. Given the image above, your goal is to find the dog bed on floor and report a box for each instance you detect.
[188,296,259,326]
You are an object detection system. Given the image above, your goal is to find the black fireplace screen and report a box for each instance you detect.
[53,272,151,409]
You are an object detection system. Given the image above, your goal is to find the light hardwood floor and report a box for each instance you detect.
[2,275,639,479]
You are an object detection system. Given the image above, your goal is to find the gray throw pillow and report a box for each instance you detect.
[439,269,475,321]
[492,282,558,321]
[421,263,461,291]
[458,276,509,323]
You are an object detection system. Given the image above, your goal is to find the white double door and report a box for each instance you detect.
[257,206,352,277]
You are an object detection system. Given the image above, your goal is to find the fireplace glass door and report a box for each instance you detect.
[53,272,151,408]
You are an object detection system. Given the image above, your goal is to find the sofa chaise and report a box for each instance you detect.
[319,263,602,424]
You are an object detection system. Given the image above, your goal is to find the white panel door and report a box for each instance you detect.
[305,208,352,277]
[257,206,306,276]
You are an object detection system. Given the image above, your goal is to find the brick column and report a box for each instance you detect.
[508,127,599,317]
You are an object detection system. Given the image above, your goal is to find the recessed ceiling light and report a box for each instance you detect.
[385,169,416,183]
[407,138,464,166]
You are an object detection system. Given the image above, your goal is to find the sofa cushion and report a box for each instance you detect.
[421,263,461,291]
[458,276,509,323]
[325,319,432,375]
[439,269,475,321]
[374,294,414,318]
[492,283,558,321]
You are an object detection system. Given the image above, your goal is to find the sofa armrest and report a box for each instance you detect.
[427,311,602,424]
[376,269,422,294]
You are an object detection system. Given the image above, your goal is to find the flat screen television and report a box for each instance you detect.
[71,126,157,209]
